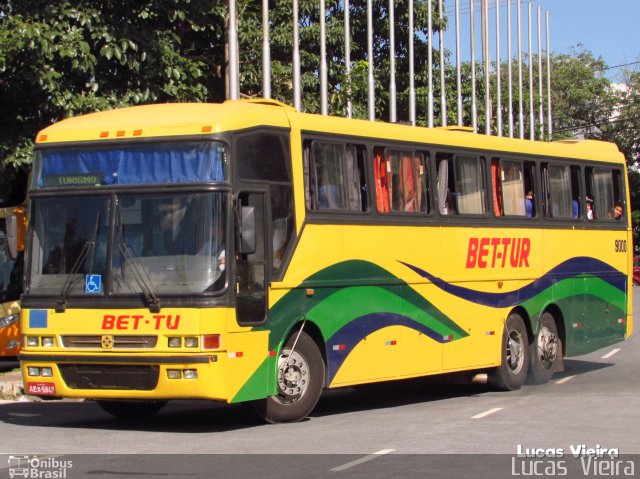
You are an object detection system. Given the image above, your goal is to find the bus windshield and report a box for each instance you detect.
[28,192,227,297]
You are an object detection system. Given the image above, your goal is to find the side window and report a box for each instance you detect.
[304,140,367,212]
[236,132,295,273]
[498,160,526,216]
[586,167,625,222]
[491,159,537,218]
[542,163,573,219]
[437,154,486,216]
[378,149,429,213]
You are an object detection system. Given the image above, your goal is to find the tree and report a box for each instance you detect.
[0,0,229,170]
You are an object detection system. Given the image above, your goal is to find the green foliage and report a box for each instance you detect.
[0,0,227,169]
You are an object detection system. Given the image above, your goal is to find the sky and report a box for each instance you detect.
[442,0,640,81]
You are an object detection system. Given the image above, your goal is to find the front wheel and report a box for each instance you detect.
[489,313,529,391]
[253,330,325,423]
[96,399,167,419]
[528,312,560,384]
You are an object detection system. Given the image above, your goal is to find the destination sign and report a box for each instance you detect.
[44,173,104,187]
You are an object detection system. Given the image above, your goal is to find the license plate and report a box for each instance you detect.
[26,382,56,396]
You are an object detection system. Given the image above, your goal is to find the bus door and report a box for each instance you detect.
[235,191,268,324]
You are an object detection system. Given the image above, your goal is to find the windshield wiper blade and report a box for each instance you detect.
[55,240,94,313]
[119,241,162,313]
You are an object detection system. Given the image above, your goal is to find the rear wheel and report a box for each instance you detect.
[96,399,167,419]
[489,313,529,391]
[253,330,325,423]
[528,312,560,384]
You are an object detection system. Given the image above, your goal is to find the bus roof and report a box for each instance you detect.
[36,100,623,164]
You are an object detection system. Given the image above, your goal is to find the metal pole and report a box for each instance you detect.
[320,0,328,116]
[483,0,490,135]
[470,0,477,133]
[528,3,534,140]
[537,6,544,138]
[293,0,301,111]
[546,11,552,136]
[228,0,239,100]
[456,0,462,125]
[409,0,416,125]
[389,0,397,122]
[517,0,523,139]
[507,0,514,137]
[439,0,446,126]
[428,0,434,127]
[344,0,352,118]
[262,0,271,98]
[368,0,375,121]
[496,0,502,137]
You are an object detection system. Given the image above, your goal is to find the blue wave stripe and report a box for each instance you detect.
[327,312,452,384]
[400,257,627,308]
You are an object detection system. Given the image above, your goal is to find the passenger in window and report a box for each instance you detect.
[525,190,535,217]
[572,199,579,219]
[586,197,594,220]
[613,202,624,221]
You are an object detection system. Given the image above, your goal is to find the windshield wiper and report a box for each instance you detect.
[119,241,162,313]
[55,240,94,313]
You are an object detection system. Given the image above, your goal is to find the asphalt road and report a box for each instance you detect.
[0,289,639,478]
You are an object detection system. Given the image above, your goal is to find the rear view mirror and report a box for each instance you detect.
[238,206,256,254]
[5,215,18,260]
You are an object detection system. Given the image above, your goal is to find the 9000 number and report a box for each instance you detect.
[615,239,627,253]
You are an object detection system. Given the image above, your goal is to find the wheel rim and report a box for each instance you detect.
[535,326,558,370]
[507,329,525,374]
[274,348,310,405]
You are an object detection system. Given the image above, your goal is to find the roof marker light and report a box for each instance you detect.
[116,130,125,137]
[202,125,213,133]
[99,131,109,138]
[39,135,48,142]
[133,129,143,136]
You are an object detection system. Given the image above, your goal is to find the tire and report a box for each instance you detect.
[489,313,529,391]
[528,312,560,384]
[253,330,325,423]
[96,399,168,419]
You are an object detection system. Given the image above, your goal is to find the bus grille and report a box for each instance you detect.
[61,335,158,349]
[58,364,160,390]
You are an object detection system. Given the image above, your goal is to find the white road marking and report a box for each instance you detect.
[555,375,576,385]
[601,348,621,359]
[471,407,503,419]
[330,448,395,472]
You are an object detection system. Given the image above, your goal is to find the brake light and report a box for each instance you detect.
[203,335,220,349]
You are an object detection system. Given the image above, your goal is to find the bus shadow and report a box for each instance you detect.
[0,359,614,433]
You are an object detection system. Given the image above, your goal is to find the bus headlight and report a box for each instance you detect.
[41,337,55,347]
[0,314,19,328]
[184,337,198,348]
[26,336,39,347]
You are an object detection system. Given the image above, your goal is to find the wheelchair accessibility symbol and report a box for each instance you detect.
[85,274,102,293]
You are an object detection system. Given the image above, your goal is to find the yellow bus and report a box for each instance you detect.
[20,100,632,422]
[0,171,28,359]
